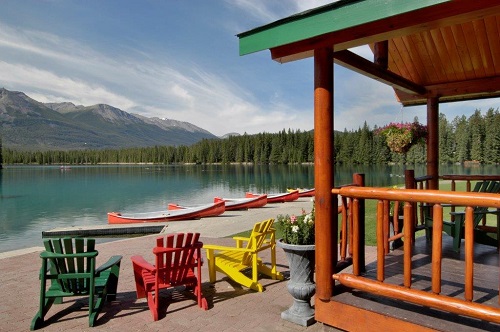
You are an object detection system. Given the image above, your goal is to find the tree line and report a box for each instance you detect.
[1,108,499,166]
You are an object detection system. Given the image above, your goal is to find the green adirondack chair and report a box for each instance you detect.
[31,238,122,330]
[424,181,500,252]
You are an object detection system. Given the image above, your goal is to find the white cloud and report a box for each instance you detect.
[0,61,136,109]
[294,0,340,13]
[229,0,280,22]
[229,0,334,24]
[1,2,497,139]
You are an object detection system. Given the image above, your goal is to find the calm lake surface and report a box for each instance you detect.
[1,164,498,253]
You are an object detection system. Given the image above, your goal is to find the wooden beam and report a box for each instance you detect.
[316,300,437,332]
[333,50,427,95]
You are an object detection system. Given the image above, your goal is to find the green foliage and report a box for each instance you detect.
[3,108,500,165]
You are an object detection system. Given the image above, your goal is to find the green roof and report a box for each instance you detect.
[237,0,449,56]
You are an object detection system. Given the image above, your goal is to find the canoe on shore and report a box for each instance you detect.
[287,188,315,197]
[214,194,267,211]
[246,190,299,203]
[108,201,225,224]
[167,200,225,218]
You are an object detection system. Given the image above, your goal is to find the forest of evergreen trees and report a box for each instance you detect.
[1,109,499,166]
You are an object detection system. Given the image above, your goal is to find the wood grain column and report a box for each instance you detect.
[426,97,439,190]
[314,47,335,301]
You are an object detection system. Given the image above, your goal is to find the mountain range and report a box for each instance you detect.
[0,88,220,150]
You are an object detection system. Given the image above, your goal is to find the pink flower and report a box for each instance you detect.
[290,215,297,224]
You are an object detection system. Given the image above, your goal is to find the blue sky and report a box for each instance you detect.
[0,1,498,136]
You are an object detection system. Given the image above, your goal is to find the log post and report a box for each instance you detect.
[427,97,439,190]
[374,41,388,69]
[314,47,335,301]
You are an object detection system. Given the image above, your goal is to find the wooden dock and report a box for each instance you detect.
[42,223,168,238]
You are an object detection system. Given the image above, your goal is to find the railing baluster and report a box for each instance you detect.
[465,206,474,301]
[403,202,413,288]
[383,200,390,254]
[432,204,443,294]
[347,197,353,258]
[377,200,385,281]
[340,197,347,261]
[352,198,360,276]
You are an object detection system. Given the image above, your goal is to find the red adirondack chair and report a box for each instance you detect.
[130,233,208,321]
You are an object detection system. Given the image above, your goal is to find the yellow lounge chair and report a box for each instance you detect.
[204,218,284,292]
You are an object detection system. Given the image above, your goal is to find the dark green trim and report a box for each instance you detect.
[238,0,449,56]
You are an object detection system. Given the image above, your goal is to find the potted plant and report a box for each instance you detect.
[276,205,316,327]
[376,121,427,153]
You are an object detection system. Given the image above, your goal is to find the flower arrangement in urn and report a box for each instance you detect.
[376,121,427,153]
[276,204,316,326]
[277,205,315,245]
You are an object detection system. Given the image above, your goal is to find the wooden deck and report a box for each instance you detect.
[329,235,499,331]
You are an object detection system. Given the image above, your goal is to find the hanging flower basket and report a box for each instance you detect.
[376,121,427,153]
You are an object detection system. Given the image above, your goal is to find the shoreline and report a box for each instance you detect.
[0,197,314,259]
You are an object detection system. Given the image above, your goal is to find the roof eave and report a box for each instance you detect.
[237,0,450,57]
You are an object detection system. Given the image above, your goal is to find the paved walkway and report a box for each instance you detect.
[0,198,376,332]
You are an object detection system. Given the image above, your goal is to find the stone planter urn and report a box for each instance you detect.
[277,239,316,327]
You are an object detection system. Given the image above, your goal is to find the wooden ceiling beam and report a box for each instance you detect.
[427,76,500,98]
[395,76,500,106]
[333,50,426,95]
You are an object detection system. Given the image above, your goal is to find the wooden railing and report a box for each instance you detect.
[412,174,500,224]
[331,186,500,324]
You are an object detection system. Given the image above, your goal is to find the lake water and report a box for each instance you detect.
[1,163,498,253]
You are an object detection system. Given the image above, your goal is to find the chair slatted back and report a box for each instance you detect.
[154,233,201,287]
[43,238,96,295]
[241,218,274,265]
[472,181,500,228]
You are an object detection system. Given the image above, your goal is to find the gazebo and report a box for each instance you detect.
[237,1,500,330]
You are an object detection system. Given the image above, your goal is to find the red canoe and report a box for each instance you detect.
[246,190,299,203]
[288,188,315,197]
[214,194,267,211]
[108,201,225,224]
[167,200,225,218]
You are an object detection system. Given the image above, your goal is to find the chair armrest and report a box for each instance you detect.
[130,255,155,272]
[450,210,497,216]
[231,236,250,248]
[232,236,250,242]
[203,244,253,253]
[422,203,456,208]
[96,255,122,274]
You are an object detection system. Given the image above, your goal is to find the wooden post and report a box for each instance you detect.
[314,47,335,301]
[427,97,439,190]
[353,173,365,271]
[374,41,388,69]
[404,170,415,189]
